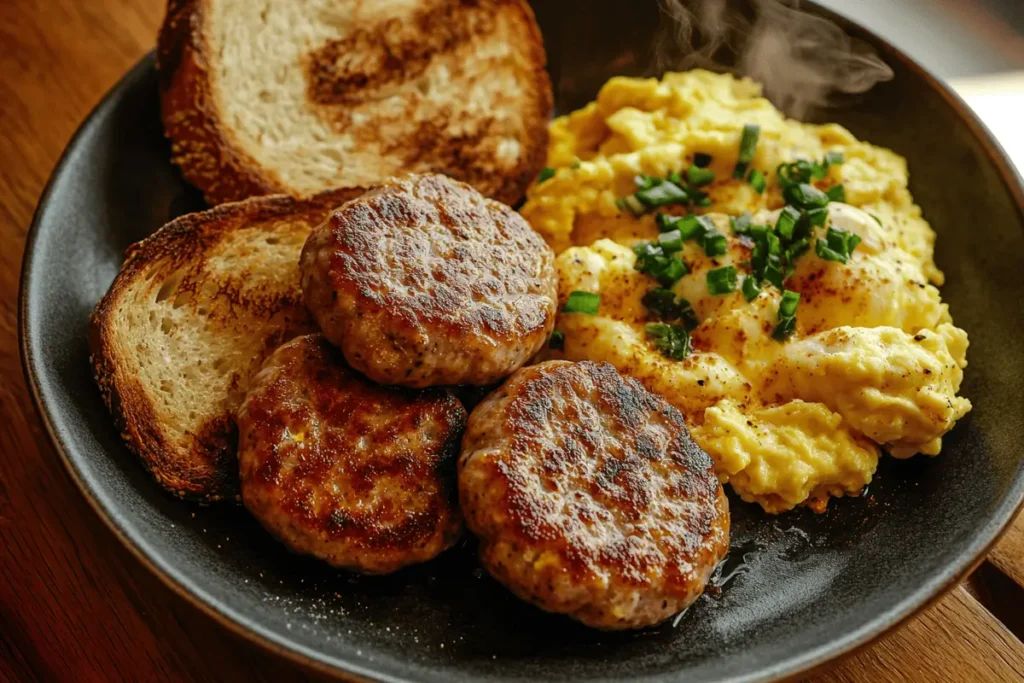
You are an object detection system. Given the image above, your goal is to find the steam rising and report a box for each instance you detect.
[653,0,894,118]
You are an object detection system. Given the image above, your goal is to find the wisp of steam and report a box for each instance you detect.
[653,0,894,118]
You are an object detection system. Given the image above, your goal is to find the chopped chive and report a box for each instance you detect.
[642,288,681,320]
[549,330,565,350]
[827,226,862,254]
[814,228,861,264]
[634,242,689,286]
[784,182,830,209]
[747,168,766,193]
[869,213,883,225]
[687,165,715,187]
[738,124,760,163]
[538,167,556,183]
[640,289,699,329]
[571,158,581,170]
[825,184,846,202]
[563,291,601,314]
[636,181,689,208]
[707,266,738,295]
[615,195,646,216]
[787,237,811,261]
[778,289,800,318]
[635,174,661,190]
[702,233,728,257]
[772,316,797,341]
[696,196,713,207]
[693,152,713,168]
[731,212,752,235]
[646,323,692,360]
[741,276,761,301]
[668,171,684,186]
[658,214,704,240]
[658,229,684,253]
[733,162,749,180]
[772,289,800,341]
[823,151,845,166]
[775,206,801,240]
[803,207,829,229]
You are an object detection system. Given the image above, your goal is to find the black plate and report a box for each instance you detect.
[19,2,1024,681]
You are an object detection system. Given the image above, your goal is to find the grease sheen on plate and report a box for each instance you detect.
[19,1,1024,681]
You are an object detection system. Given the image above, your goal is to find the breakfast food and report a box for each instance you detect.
[301,174,558,388]
[237,334,465,574]
[157,0,552,205]
[521,70,970,513]
[459,360,729,630]
[90,188,362,501]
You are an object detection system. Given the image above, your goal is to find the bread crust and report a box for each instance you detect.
[157,0,553,206]
[89,187,363,502]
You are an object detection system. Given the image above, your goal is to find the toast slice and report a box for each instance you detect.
[157,0,553,206]
[90,187,362,502]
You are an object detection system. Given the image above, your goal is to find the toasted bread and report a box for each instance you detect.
[89,188,362,502]
[157,0,553,206]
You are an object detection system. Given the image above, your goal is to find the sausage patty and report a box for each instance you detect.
[459,360,729,629]
[236,334,465,574]
[300,173,557,388]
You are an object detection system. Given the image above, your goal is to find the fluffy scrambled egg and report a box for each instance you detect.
[521,70,971,514]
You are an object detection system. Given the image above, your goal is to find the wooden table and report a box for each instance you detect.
[0,1,1021,681]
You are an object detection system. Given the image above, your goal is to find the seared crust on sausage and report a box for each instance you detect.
[459,360,730,629]
[237,334,465,574]
[300,174,558,388]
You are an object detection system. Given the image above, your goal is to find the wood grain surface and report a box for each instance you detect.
[0,1,1021,682]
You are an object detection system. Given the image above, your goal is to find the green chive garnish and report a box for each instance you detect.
[823,151,845,166]
[642,289,699,329]
[646,323,692,360]
[772,289,800,341]
[741,276,761,301]
[633,242,688,287]
[702,233,728,257]
[815,226,862,263]
[869,213,883,225]
[549,330,565,350]
[635,174,661,190]
[635,181,690,208]
[825,185,846,202]
[733,124,761,179]
[707,266,738,295]
[658,229,685,253]
[615,195,646,216]
[659,214,705,241]
[738,124,760,163]
[563,291,601,314]
[775,206,801,240]
[538,167,556,183]
[571,158,582,170]
[784,183,829,209]
[687,165,715,187]
[731,212,752,235]
[747,168,766,193]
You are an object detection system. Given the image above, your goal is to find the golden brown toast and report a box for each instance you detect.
[157,0,553,206]
[89,188,362,502]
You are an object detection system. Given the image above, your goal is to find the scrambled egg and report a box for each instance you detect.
[521,70,971,514]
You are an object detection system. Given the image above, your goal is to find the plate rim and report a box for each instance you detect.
[18,15,1024,683]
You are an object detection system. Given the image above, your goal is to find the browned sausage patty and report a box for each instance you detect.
[299,173,557,388]
[459,360,729,629]
[237,334,465,574]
